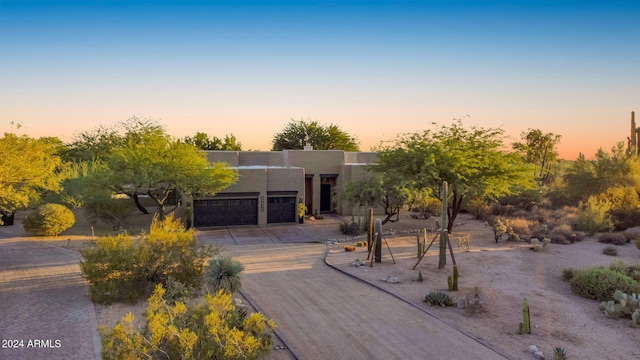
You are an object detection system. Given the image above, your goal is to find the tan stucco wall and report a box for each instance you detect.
[239,152,286,167]
[211,167,304,225]
[202,149,379,221]
[205,151,240,166]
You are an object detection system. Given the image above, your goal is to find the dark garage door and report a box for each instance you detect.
[193,198,258,227]
[267,197,296,223]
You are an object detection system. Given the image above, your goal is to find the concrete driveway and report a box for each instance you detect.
[226,243,510,360]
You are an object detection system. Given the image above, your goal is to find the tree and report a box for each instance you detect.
[512,129,562,185]
[341,172,411,224]
[556,142,640,206]
[0,133,64,214]
[91,126,238,220]
[182,132,243,150]
[271,118,359,151]
[375,121,536,232]
[64,117,164,162]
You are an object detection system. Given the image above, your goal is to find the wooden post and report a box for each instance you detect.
[368,208,374,252]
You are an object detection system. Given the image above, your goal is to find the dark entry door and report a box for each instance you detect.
[320,184,331,212]
[193,198,258,227]
[267,197,296,223]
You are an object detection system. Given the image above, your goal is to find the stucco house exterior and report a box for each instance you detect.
[189,148,377,227]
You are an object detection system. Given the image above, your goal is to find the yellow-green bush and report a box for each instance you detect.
[100,285,275,360]
[23,203,75,236]
[575,196,614,235]
[80,214,217,303]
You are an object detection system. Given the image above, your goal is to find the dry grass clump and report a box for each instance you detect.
[508,217,536,237]
[457,286,493,315]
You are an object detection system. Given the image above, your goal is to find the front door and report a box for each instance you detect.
[320,184,331,213]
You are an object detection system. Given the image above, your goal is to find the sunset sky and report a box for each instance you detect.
[1,0,638,159]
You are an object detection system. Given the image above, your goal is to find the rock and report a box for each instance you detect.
[456,298,468,308]
[534,350,545,359]
[352,259,366,267]
[528,345,538,353]
[383,275,399,284]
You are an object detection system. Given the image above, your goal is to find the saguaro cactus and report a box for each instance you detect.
[518,298,531,334]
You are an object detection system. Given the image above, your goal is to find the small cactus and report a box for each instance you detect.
[447,276,453,291]
[452,265,459,291]
[424,291,454,307]
[417,270,424,282]
[599,290,640,327]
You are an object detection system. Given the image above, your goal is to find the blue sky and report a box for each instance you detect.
[1,0,639,158]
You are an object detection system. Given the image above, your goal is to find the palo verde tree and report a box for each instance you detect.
[90,123,238,220]
[341,171,412,224]
[376,121,536,232]
[512,128,562,186]
[556,142,640,206]
[0,133,65,215]
[182,132,243,150]
[271,118,360,151]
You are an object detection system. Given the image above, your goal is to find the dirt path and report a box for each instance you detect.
[0,238,100,360]
[226,243,509,360]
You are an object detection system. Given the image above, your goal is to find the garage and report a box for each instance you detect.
[267,192,297,224]
[193,194,258,227]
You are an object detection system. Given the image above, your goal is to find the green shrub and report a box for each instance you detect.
[466,198,492,220]
[100,285,275,360]
[164,276,193,303]
[636,238,640,251]
[207,255,244,294]
[607,261,640,283]
[626,265,640,282]
[23,203,75,236]
[603,186,640,231]
[423,291,454,307]
[597,232,627,246]
[575,196,614,235]
[569,268,640,302]
[80,214,217,304]
[562,268,577,282]
[340,221,362,236]
[608,259,628,274]
[602,247,618,256]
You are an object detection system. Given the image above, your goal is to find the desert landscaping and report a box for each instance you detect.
[41,210,640,359]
